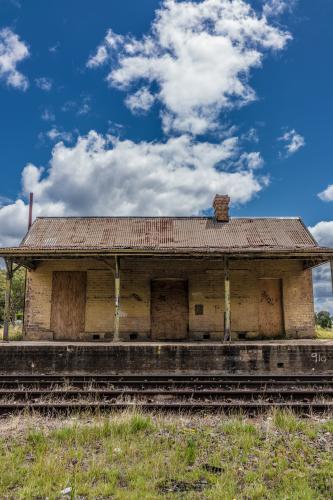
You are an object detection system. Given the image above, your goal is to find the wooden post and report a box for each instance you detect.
[223,257,231,342]
[113,255,120,342]
[3,260,13,342]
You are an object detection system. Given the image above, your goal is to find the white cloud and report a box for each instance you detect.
[0,200,29,247]
[87,29,124,68]
[278,128,305,156]
[41,109,55,122]
[0,195,12,207]
[0,131,267,246]
[263,0,296,17]
[61,100,76,112]
[87,0,291,135]
[125,87,155,114]
[61,96,91,116]
[77,96,91,116]
[0,27,29,90]
[312,263,333,314]
[46,128,73,142]
[308,223,333,314]
[49,42,60,54]
[35,77,53,91]
[242,127,259,143]
[240,151,264,169]
[318,184,333,202]
[309,221,333,248]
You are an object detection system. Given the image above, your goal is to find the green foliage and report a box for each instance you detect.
[315,325,333,339]
[315,310,332,329]
[0,267,26,325]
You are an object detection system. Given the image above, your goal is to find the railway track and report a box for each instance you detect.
[0,375,332,413]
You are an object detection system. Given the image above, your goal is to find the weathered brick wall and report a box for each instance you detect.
[24,257,315,340]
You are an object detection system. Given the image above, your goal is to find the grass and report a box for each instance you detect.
[315,325,333,340]
[0,324,23,341]
[0,410,331,499]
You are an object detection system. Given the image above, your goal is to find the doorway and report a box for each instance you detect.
[258,278,284,337]
[151,280,188,340]
[51,271,87,340]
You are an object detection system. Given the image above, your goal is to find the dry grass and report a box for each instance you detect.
[0,325,23,341]
[0,410,332,499]
[315,326,333,340]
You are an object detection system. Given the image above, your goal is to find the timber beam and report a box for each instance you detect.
[3,259,13,342]
[113,255,121,342]
[2,258,30,342]
[303,259,330,270]
[223,257,231,343]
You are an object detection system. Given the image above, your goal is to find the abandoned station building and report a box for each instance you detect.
[1,195,333,343]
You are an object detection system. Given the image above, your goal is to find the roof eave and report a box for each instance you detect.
[1,246,333,259]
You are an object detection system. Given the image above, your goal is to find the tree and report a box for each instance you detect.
[0,268,26,325]
[315,310,332,329]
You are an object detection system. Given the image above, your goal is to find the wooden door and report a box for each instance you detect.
[151,280,188,340]
[51,271,87,340]
[258,279,284,337]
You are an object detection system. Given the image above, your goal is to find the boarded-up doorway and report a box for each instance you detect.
[51,271,87,340]
[258,278,284,337]
[151,280,188,340]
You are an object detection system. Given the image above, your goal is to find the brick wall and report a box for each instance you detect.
[24,257,315,340]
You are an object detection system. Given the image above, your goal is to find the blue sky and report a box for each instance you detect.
[0,0,332,309]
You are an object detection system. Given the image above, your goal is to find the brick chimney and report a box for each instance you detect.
[213,194,230,222]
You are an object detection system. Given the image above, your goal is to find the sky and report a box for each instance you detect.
[0,0,332,311]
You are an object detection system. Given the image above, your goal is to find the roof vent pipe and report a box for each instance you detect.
[28,192,34,229]
[213,194,230,222]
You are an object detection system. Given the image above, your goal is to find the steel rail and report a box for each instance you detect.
[0,375,331,380]
[0,375,332,413]
[0,388,333,397]
[0,402,332,414]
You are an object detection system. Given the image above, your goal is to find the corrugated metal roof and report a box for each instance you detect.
[19,216,317,251]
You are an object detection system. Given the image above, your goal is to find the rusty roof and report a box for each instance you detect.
[13,216,318,252]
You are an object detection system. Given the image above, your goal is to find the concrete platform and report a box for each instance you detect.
[0,340,332,375]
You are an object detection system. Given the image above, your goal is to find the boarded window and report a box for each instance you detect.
[258,278,284,338]
[151,280,188,340]
[51,271,87,340]
[195,304,204,315]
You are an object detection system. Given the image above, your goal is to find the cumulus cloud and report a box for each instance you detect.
[87,0,291,135]
[312,264,333,314]
[61,95,91,116]
[125,87,155,114]
[0,131,267,246]
[41,109,55,122]
[0,27,29,90]
[35,77,53,91]
[309,222,333,313]
[77,96,91,116]
[278,128,305,156]
[239,151,264,169]
[87,29,124,68]
[309,221,333,248]
[263,0,296,17]
[46,128,73,142]
[318,184,333,202]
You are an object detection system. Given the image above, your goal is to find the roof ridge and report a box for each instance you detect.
[34,216,302,220]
